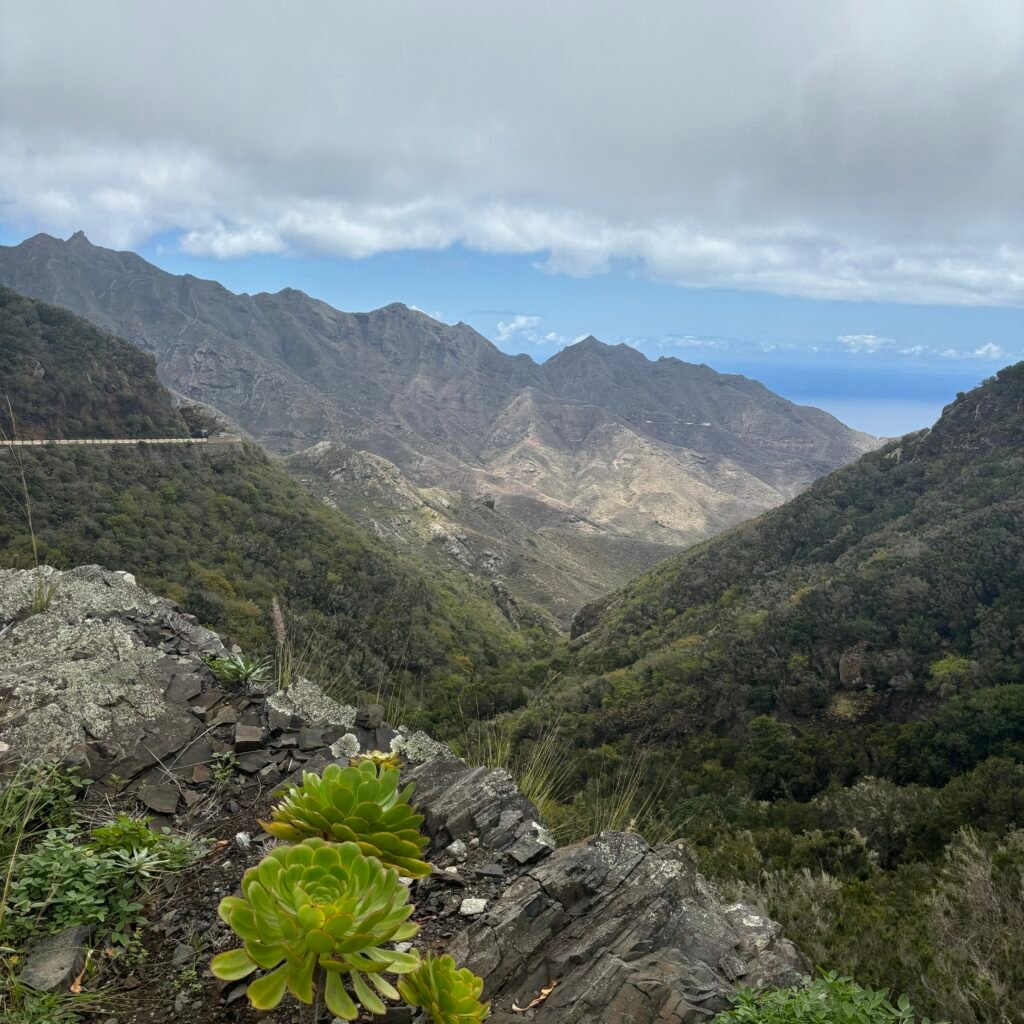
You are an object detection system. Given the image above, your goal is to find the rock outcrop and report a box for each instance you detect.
[0,565,445,807]
[1,566,805,1020]
[409,759,806,1023]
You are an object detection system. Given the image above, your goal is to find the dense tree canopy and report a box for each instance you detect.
[0,286,188,439]
[518,364,1024,1017]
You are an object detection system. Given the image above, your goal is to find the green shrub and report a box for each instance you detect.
[398,954,490,1023]
[210,838,420,1020]
[0,762,80,861]
[89,813,204,869]
[260,761,431,878]
[1,816,205,945]
[715,971,928,1024]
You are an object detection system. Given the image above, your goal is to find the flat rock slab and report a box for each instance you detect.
[20,925,92,992]
[138,783,181,815]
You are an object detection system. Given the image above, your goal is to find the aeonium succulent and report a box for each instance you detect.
[398,953,491,1023]
[210,839,421,1020]
[260,760,431,878]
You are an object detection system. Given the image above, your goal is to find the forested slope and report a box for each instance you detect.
[0,286,188,438]
[527,365,1024,1017]
[0,290,542,725]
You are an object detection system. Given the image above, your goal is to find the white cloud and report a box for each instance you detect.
[2,2,1024,306]
[494,314,542,343]
[974,342,1007,358]
[838,334,892,353]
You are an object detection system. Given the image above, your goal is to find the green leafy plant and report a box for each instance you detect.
[2,828,147,943]
[399,954,490,1023]
[714,971,929,1024]
[1,812,205,946]
[260,761,431,878]
[203,653,272,687]
[211,751,239,784]
[210,838,420,1020]
[89,813,206,870]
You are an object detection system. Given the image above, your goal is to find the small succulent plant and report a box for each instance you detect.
[260,761,431,878]
[203,652,271,686]
[399,954,491,1023]
[353,749,403,772]
[210,839,421,1019]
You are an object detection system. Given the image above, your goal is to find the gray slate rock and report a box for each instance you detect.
[19,925,92,992]
[138,784,180,815]
[406,758,542,856]
[448,831,806,1023]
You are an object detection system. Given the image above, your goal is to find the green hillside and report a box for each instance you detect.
[0,290,543,724]
[525,365,1024,1018]
[0,286,188,438]
[565,362,1024,755]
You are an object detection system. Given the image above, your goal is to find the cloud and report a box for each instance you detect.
[838,334,892,354]
[920,342,1014,359]
[2,1,1024,306]
[974,342,1007,358]
[494,314,542,343]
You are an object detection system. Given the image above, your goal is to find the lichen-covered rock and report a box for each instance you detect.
[0,565,223,762]
[448,831,806,1022]
[0,567,456,784]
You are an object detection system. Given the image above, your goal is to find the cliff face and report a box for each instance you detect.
[0,232,876,621]
[0,565,806,1021]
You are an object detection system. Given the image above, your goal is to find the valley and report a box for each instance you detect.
[1,254,1022,1024]
[0,231,875,624]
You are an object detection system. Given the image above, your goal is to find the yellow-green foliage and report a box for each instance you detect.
[352,750,403,772]
[260,761,431,878]
[210,839,420,1020]
[399,954,490,1023]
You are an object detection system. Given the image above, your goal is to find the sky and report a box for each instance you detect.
[2,0,1022,436]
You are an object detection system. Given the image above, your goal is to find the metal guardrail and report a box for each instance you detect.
[4,435,242,447]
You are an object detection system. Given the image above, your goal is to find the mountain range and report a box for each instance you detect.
[0,231,875,622]
[0,286,537,717]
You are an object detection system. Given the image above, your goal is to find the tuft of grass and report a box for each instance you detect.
[28,567,59,617]
[570,747,676,845]
[271,597,293,692]
[0,960,113,1024]
[0,762,81,935]
[449,717,574,838]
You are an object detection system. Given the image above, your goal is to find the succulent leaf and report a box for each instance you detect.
[398,954,491,1023]
[259,761,431,877]
[212,839,421,1015]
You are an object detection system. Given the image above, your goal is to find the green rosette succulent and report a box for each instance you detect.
[210,838,421,1020]
[398,954,491,1023]
[260,761,431,878]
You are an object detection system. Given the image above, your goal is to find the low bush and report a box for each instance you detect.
[715,971,927,1024]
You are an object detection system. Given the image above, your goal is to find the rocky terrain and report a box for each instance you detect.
[0,565,806,1021]
[287,441,678,626]
[0,232,875,620]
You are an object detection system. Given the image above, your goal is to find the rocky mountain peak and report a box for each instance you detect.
[0,233,877,621]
